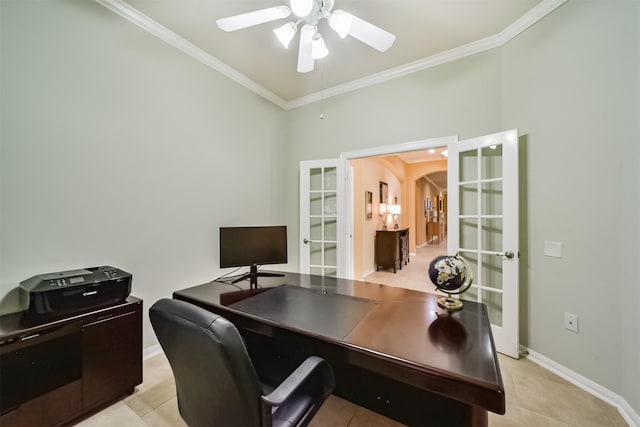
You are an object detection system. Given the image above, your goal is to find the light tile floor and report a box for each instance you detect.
[78,243,628,427]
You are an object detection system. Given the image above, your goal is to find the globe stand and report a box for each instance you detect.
[438,294,464,311]
[429,253,474,312]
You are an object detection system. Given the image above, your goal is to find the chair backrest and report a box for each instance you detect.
[150,298,264,427]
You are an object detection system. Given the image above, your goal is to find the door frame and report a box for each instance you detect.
[340,135,458,279]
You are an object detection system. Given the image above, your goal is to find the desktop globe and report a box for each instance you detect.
[428,254,473,311]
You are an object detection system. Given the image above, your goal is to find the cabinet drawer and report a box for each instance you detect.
[0,380,81,427]
[82,309,142,410]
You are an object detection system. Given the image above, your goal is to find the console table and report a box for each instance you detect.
[375,228,409,272]
[174,273,504,426]
[427,221,443,244]
[0,298,142,427]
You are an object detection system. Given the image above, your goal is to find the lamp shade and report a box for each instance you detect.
[290,0,313,17]
[389,204,401,215]
[274,22,297,48]
[379,203,388,215]
[329,10,352,38]
[311,33,329,59]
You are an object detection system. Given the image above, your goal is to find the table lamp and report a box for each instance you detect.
[389,204,401,229]
[379,203,388,230]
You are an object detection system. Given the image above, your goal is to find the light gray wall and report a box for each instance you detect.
[284,0,639,414]
[502,0,640,412]
[0,0,287,348]
[1,0,638,417]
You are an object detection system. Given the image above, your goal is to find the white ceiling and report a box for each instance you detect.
[100,0,565,107]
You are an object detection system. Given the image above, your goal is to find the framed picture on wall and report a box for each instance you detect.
[365,191,373,220]
[379,181,388,203]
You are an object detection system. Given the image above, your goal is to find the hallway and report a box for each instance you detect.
[363,241,447,294]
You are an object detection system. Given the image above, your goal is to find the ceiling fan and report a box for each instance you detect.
[216,0,396,73]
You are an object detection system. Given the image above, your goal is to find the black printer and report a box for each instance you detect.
[20,266,132,320]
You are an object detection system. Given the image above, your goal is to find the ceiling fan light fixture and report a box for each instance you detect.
[297,24,315,72]
[348,15,396,52]
[216,0,396,73]
[290,0,313,18]
[329,10,352,38]
[311,32,328,59]
[274,22,298,48]
[216,5,291,32]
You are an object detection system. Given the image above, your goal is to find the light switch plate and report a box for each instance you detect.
[544,241,562,258]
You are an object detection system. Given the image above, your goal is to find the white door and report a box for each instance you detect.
[447,129,520,358]
[299,159,346,277]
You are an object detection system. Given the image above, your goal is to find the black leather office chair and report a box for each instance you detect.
[149,298,335,427]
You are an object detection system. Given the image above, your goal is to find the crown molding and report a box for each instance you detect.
[94,0,288,109]
[285,0,567,109]
[285,33,503,109]
[95,0,566,111]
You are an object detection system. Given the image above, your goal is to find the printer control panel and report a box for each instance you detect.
[103,269,120,280]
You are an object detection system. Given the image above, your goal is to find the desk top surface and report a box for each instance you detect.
[173,272,504,413]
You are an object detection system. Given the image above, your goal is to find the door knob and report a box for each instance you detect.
[503,251,515,259]
[303,238,309,244]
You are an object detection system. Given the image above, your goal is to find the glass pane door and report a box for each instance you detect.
[448,130,519,358]
[300,160,345,277]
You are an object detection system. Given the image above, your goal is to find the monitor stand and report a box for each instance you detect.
[220,265,284,306]
[230,265,284,290]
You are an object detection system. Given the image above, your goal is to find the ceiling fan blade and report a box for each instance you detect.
[216,5,291,32]
[348,15,395,52]
[297,24,315,73]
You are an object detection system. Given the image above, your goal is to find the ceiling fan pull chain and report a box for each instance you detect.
[319,61,324,120]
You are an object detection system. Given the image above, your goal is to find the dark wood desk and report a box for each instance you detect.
[174,273,504,426]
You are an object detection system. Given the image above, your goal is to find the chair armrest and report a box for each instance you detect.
[261,356,334,407]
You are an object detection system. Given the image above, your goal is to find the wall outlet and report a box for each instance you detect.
[565,312,579,332]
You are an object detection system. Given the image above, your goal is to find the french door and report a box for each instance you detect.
[447,129,520,358]
[299,159,346,277]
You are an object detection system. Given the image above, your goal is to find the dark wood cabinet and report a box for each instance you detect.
[375,229,409,273]
[0,298,142,427]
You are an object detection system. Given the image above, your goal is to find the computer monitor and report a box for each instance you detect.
[219,226,287,289]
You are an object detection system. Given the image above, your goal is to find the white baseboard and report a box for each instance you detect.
[143,343,163,360]
[524,347,640,427]
[362,268,375,278]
